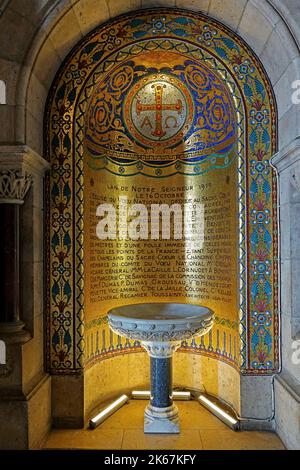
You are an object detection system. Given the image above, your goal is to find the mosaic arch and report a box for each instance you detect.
[45,8,278,376]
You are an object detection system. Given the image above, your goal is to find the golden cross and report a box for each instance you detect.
[136,83,183,138]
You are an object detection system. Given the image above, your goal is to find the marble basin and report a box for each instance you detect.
[107,302,214,434]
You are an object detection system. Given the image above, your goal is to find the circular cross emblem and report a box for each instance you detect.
[124,74,194,148]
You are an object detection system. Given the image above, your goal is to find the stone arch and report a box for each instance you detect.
[0,1,298,150]
[45,7,279,421]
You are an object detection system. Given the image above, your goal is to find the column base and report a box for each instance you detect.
[144,404,179,434]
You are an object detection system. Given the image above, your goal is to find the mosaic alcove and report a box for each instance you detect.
[45,8,278,422]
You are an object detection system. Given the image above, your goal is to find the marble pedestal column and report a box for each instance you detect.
[143,341,180,434]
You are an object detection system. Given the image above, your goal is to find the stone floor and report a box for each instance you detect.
[44,400,285,450]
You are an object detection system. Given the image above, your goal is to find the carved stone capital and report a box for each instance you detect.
[0,169,32,204]
[141,340,181,358]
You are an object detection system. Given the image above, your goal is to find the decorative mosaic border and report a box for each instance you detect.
[45,8,278,374]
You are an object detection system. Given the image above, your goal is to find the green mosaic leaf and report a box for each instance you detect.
[262,128,270,150]
[63,233,71,252]
[254,77,265,99]
[250,129,258,151]
[214,46,228,59]
[244,82,253,99]
[173,17,191,25]
[129,19,146,28]
[171,28,187,36]
[63,281,71,303]
[63,182,71,200]
[133,30,147,39]
[51,232,59,251]
[52,282,59,302]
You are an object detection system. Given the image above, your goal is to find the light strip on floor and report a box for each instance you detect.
[198,394,239,430]
[173,391,191,400]
[131,390,150,399]
[89,394,129,429]
[131,390,191,400]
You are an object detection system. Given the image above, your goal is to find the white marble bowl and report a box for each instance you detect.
[107,302,214,343]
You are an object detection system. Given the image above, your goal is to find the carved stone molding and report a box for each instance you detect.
[142,340,181,358]
[0,169,32,204]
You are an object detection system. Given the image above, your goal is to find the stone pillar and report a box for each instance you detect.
[0,146,51,450]
[271,138,300,449]
[0,170,32,338]
[142,341,180,434]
